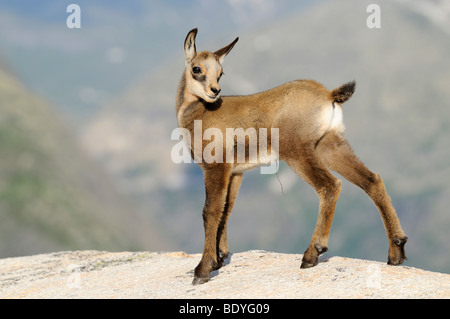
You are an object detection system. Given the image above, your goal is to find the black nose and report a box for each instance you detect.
[211,87,221,95]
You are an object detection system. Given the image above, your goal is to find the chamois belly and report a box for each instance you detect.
[232,151,278,173]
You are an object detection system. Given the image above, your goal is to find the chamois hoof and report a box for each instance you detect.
[192,276,210,285]
[300,255,318,269]
[192,267,210,285]
[387,236,408,265]
[300,244,327,268]
[193,260,216,285]
[300,260,317,269]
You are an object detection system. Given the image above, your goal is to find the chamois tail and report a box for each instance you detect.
[330,81,356,104]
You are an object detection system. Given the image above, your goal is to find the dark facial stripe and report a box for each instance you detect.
[193,73,206,82]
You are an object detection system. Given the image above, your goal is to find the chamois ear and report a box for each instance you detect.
[184,28,198,64]
[214,36,239,64]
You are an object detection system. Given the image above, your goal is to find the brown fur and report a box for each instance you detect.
[176,29,407,285]
[331,81,356,103]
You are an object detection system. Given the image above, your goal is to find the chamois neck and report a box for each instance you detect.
[177,70,199,110]
[176,69,200,126]
[176,71,186,113]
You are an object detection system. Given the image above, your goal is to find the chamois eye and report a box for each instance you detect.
[192,66,201,74]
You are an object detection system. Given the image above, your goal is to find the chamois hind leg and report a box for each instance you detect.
[316,132,407,265]
[215,173,243,269]
[285,148,342,268]
[193,165,232,285]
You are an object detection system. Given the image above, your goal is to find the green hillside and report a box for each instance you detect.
[0,61,170,257]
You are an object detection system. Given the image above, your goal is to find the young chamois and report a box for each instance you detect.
[176,28,407,285]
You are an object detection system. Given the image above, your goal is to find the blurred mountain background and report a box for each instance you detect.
[0,0,449,273]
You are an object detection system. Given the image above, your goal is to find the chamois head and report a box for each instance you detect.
[183,28,239,103]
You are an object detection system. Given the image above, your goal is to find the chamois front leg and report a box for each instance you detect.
[193,165,233,285]
[216,173,243,269]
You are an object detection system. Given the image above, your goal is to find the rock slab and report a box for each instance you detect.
[1,250,449,299]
